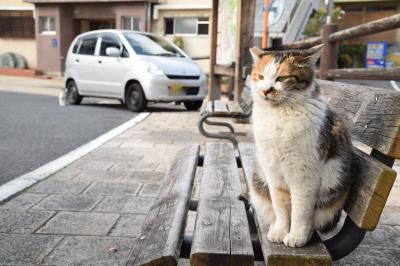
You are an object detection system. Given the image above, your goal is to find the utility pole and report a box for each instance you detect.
[326,0,334,24]
[262,0,270,49]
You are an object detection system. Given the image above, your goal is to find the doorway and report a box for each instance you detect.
[79,19,116,33]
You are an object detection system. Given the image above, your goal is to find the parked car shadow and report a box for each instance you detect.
[78,99,194,113]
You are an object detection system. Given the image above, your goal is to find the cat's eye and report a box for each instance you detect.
[257,74,264,80]
[276,75,298,82]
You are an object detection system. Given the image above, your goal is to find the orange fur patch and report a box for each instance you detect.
[251,55,273,81]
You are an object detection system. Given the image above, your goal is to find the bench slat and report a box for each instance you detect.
[238,143,332,266]
[345,148,397,230]
[319,80,400,159]
[191,143,254,266]
[127,145,200,266]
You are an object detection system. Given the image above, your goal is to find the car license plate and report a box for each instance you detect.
[169,84,183,95]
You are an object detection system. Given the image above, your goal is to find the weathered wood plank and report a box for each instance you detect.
[191,143,254,266]
[203,100,245,116]
[326,68,400,81]
[238,143,332,266]
[329,14,400,43]
[319,80,400,159]
[280,36,322,50]
[345,148,397,230]
[127,145,200,266]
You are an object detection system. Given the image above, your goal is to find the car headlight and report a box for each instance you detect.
[146,62,164,75]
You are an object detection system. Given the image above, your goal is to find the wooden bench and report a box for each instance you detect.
[198,77,252,147]
[126,80,400,266]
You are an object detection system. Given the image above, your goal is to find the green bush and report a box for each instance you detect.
[172,35,184,49]
[338,44,366,68]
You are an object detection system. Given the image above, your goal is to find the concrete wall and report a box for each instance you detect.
[35,4,62,74]
[0,0,33,9]
[0,0,36,68]
[0,39,37,68]
[152,8,211,73]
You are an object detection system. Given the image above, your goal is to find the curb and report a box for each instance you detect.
[0,112,150,203]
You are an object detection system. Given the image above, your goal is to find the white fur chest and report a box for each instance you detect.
[252,99,326,167]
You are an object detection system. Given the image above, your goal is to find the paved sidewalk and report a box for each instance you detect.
[0,109,399,265]
[0,75,63,96]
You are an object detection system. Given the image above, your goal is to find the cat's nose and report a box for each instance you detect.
[263,87,274,96]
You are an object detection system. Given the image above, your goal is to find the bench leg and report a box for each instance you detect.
[323,215,366,261]
[198,114,238,147]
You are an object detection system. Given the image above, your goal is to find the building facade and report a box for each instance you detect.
[334,0,400,66]
[0,0,36,68]
[24,0,156,75]
[151,0,212,72]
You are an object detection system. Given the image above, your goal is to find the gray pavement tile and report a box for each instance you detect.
[333,247,400,266]
[138,183,160,197]
[122,171,164,183]
[110,159,158,171]
[28,180,91,194]
[0,233,63,265]
[37,212,119,236]
[0,193,47,210]
[84,147,141,161]
[94,196,154,214]
[32,193,102,211]
[0,209,55,233]
[380,207,400,226]
[84,182,141,196]
[72,169,127,182]
[178,259,191,266]
[42,236,135,266]
[70,158,115,170]
[109,214,146,238]
[49,168,82,181]
[359,224,400,250]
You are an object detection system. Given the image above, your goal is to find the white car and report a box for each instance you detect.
[64,30,207,111]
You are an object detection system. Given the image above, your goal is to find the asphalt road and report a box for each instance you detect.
[0,91,137,186]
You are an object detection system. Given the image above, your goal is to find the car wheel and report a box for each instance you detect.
[184,100,203,111]
[65,81,82,105]
[125,83,147,112]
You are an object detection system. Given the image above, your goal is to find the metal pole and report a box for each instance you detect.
[262,0,269,49]
[326,0,334,24]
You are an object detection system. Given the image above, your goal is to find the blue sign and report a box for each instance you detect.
[366,42,387,68]
[51,38,58,48]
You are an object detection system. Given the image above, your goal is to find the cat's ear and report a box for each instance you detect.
[305,44,324,65]
[250,47,263,63]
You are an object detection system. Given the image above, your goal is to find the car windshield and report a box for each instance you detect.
[123,32,185,58]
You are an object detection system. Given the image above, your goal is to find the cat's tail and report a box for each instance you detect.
[58,88,67,106]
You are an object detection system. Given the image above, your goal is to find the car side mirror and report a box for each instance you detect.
[106,47,122,57]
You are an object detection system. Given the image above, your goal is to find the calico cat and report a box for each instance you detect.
[248,45,353,248]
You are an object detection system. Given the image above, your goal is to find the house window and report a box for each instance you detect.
[165,17,209,35]
[0,11,35,38]
[121,16,140,31]
[39,16,55,34]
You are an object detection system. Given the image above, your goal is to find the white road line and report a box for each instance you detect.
[390,80,400,91]
[0,112,150,202]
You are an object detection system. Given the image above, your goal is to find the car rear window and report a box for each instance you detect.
[78,35,97,55]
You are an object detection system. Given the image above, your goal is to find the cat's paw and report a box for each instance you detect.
[267,224,289,243]
[283,232,309,248]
